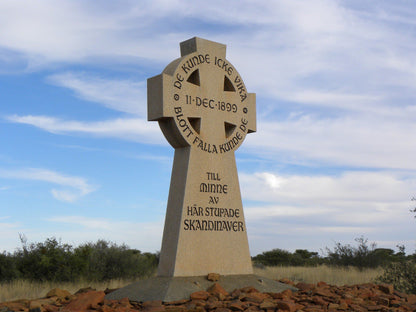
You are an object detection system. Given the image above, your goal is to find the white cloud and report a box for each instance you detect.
[48,72,147,116]
[6,115,164,144]
[241,171,414,204]
[242,170,414,230]
[0,215,164,253]
[241,170,415,253]
[245,115,416,170]
[2,1,415,173]
[0,168,96,202]
[45,215,163,252]
[48,216,113,230]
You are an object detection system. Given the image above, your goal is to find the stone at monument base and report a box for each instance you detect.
[105,274,297,302]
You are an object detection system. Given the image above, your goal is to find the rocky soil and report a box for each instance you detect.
[1,279,415,312]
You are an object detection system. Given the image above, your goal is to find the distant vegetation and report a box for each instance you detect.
[0,235,415,294]
[0,235,158,283]
[252,236,416,294]
[252,237,412,269]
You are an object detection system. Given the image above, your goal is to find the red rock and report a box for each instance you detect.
[61,290,105,312]
[190,290,210,300]
[230,289,241,299]
[317,281,328,287]
[207,283,229,297]
[99,305,114,312]
[259,300,276,309]
[327,302,339,309]
[207,273,220,281]
[312,296,328,306]
[205,300,224,310]
[143,300,163,307]
[215,308,232,312]
[164,307,186,312]
[303,307,324,312]
[407,294,416,305]
[108,307,125,312]
[279,278,295,286]
[228,300,247,311]
[46,288,71,299]
[281,289,293,298]
[190,299,206,307]
[240,286,259,293]
[367,305,386,311]
[142,300,165,312]
[296,282,315,291]
[276,300,297,312]
[75,287,96,294]
[378,284,394,294]
[164,299,189,305]
[338,302,349,310]
[241,292,270,303]
[314,288,335,298]
[29,298,58,310]
[118,297,131,308]
[349,304,367,312]
[375,296,389,306]
[44,304,60,312]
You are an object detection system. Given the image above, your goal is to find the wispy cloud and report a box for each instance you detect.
[242,170,414,240]
[241,171,414,205]
[48,216,113,230]
[46,215,163,252]
[0,168,96,202]
[6,115,163,144]
[245,116,416,170]
[48,72,147,116]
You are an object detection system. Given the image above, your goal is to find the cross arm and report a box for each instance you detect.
[245,93,256,133]
[147,73,175,121]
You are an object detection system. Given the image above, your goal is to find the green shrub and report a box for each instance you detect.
[252,248,321,266]
[1,236,158,283]
[377,261,416,294]
[79,240,158,281]
[0,252,19,281]
[14,237,76,282]
[324,237,402,269]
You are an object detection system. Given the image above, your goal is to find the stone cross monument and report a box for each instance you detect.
[106,38,294,301]
[148,37,256,276]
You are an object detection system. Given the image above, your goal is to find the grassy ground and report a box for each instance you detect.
[0,278,134,303]
[254,265,383,286]
[0,265,384,302]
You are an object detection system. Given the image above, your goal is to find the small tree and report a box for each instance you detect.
[376,202,416,294]
[325,236,379,269]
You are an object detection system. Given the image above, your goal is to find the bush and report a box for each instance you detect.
[377,261,416,294]
[79,240,158,281]
[0,252,19,281]
[252,248,321,266]
[1,236,158,283]
[325,237,391,269]
[14,237,75,282]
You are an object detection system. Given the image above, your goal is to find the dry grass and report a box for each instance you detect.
[254,265,383,286]
[1,266,384,303]
[0,278,134,303]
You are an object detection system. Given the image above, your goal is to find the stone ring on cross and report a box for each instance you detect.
[148,38,256,155]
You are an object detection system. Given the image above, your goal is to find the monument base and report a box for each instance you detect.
[105,274,297,302]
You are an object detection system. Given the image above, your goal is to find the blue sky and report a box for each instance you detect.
[1,0,415,256]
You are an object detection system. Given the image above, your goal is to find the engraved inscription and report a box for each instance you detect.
[184,172,244,232]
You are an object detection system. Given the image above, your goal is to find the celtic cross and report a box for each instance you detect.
[148,37,256,276]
